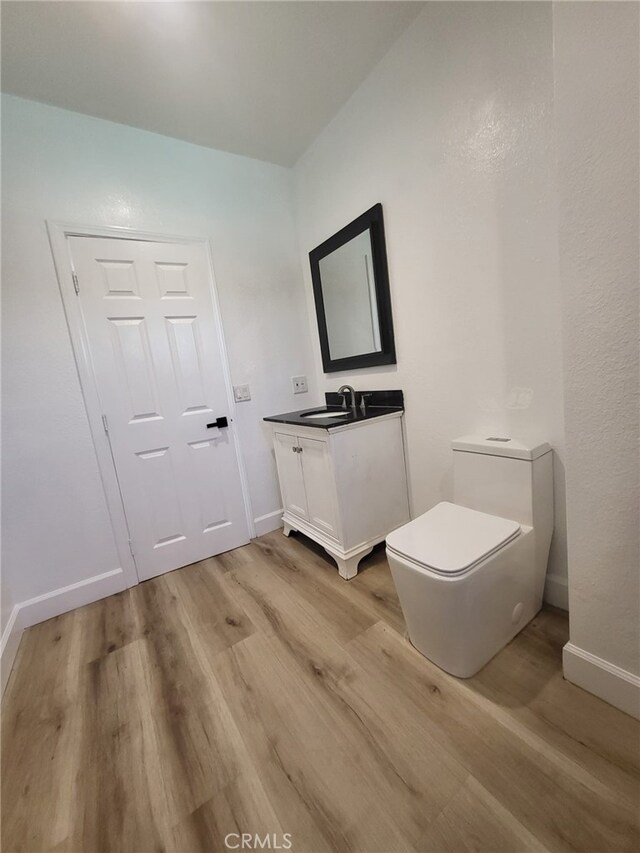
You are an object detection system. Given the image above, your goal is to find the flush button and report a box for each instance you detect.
[487,436,511,442]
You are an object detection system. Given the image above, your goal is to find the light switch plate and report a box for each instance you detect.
[233,384,251,402]
[292,375,308,394]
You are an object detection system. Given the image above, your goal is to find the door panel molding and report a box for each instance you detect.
[47,221,255,590]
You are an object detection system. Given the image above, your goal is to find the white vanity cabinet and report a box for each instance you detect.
[271,412,410,579]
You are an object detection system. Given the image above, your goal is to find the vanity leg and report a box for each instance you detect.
[282,521,296,537]
[333,547,373,581]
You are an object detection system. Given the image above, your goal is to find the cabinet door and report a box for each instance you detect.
[274,432,308,520]
[299,436,339,538]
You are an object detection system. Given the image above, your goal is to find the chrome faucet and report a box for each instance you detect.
[338,385,357,415]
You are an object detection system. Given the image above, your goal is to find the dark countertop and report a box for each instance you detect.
[263,405,403,430]
[264,390,404,430]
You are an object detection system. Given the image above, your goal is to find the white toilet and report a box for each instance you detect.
[386,435,554,678]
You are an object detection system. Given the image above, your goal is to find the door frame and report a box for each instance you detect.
[47,221,255,590]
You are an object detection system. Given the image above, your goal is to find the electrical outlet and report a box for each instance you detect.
[292,375,308,394]
[233,384,251,402]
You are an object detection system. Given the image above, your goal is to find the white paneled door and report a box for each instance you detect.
[68,236,250,581]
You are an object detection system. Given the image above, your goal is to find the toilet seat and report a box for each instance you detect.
[386,501,521,577]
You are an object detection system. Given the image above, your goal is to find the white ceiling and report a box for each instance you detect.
[1,1,423,166]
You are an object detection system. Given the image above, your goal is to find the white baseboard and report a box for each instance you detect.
[253,509,284,538]
[543,572,569,610]
[1,606,23,696]
[563,642,640,719]
[1,568,127,697]
[16,567,127,631]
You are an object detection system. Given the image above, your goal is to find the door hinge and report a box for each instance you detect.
[101,414,109,433]
[128,539,135,557]
[72,272,79,294]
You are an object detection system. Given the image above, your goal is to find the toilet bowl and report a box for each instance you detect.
[386,436,553,678]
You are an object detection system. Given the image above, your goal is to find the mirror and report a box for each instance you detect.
[309,203,396,373]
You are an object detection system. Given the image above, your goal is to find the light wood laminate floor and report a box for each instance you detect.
[2,531,639,853]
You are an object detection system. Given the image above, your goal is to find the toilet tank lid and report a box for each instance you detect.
[452,435,551,460]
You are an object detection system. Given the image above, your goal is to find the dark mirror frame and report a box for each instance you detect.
[309,203,396,374]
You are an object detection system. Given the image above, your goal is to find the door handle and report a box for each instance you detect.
[207,416,228,429]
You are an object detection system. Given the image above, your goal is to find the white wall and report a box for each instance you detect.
[295,2,567,599]
[1,95,316,622]
[554,2,639,714]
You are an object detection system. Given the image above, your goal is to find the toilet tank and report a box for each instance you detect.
[452,435,553,529]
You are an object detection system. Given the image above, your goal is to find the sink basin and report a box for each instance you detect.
[301,409,348,419]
